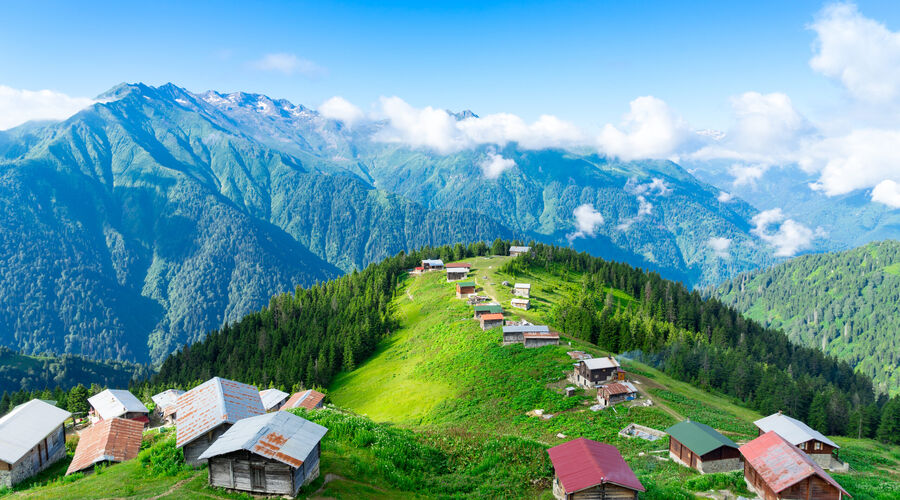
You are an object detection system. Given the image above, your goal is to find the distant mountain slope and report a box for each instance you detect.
[712,240,900,395]
[0,347,143,394]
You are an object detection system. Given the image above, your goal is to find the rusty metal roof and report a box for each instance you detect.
[175,377,265,448]
[445,262,471,268]
[480,313,504,321]
[600,382,637,396]
[754,412,839,449]
[198,411,327,468]
[284,390,326,410]
[259,389,290,411]
[151,389,185,412]
[0,399,71,464]
[503,325,550,333]
[548,438,645,493]
[66,418,144,474]
[88,389,148,420]
[740,431,849,497]
[523,331,559,339]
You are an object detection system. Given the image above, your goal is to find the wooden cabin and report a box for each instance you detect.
[445,262,471,269]
[740,431,850,500]
[510,298,530,310]
[283,389,326,410]
[259,389,290,412]
[509,246,531,257]
[473,304,503,319]
[665,420,742,474]
[88,389,149,427]
[513,283,531,297]
[151,389,184,425]
[523,331,560,348]
[421,259,444,271]
[0,400,70,488]
[548,438,645,499]
[67,418,144,475]
[199,411,328,497]
[597,382,639,408]
[502,324,552,345]
[479,313,504,330]
[456,281,476,298]
[573,356,621,389]
[754,412,845,471]
[176,377,266,466]
[446,267,469,282]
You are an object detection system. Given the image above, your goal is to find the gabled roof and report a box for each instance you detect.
[151,389,185,411]
[66,418,144,474]
[740,431,849,497]
[480,313,504,321]
[446,267,469,273]
[0,399,71,464]
[198,411,328,468]
[548,438,645,493]
[754,412,838,449]
[88,389,149,420]
[523,331,559,339]
[259,389,290,411]
[514,283,531,289]
[175,377,265,448]
[600,382,638,396]
[421,259,444,266]
[582,356,620,370]
[283,390,326,410]
[474,304,503,313]
[509,246,531,252]
[666,420,738,456]
[445,262,471,268]
[456,281,476,287]
[503,325,550,333]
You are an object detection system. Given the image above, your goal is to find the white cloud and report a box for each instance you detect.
[479,152,516,179]
[597,96,691,161]
[251,53,324,77]
[729,163,769,187]
[729,92,807,153]
[871,179,900,208]
[568,203,605,240]
[809,2,900,102]
[318,96,364,126]
[457,112,584,150]
[637,196,653,216]
[750,208,820,257]
[708,237,732,258]
[625,177,672,197]
[0,86,94,130]
[801,128,900,197]
[717,191,734,202]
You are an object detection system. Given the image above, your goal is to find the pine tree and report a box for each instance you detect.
[808,393,829,434]
[876,397,900,445]
[0,390,10,415]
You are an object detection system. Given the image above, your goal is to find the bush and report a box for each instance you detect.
[138,436,188,477]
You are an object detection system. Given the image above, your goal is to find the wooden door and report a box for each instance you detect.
[251,464,266,491]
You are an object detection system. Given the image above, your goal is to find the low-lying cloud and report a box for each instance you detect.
[750,208,820,257]
[708,237,732,258]
[318,96,365,126]
[479,152,516,179]
[568,203,605,241]
[0,86,94,130]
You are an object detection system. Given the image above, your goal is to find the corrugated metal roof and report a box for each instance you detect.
[582,357,620,370]
[456,281,476,287]
[175,377,265,448]
[600,382,638,396]
[445,262,471,268]
[503,325,550,333]
[548,438,645,493]
[198,411,328,468]
[514,283,531,289]
[474,304,503,313]
[754,412,839,449]
[151,389,185,411]
[0,399,71,464]
[88,389,148,420]
[740,431,849,497]
[446,267,469,273]
[523,332,559,339]
[259,389,290,411]
[66,418,144,474]
[283,390,326,410]
[421,259,444,266]
[509,246,531,252]
[665,420,738,456]
[480,313,504,321]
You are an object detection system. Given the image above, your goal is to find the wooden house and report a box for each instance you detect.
[573,356,621,389]
[509,246,531,257]
[176,377,266,466]
[421,259,444,271]
[151,389,184,425]
[447,267,469,282]
[199,411,328,497]
[455,281,476,298]
[740,431,850,500]
[67,418,144,475]
[502,324,553,346]
[259,389,290,412]
[665,420,742,474]
[597,382,638,408]
[479,313,504,330]
[445,262,471,269]
[510,298,530,310]
[523,331,560,348]
[0,400,71,488]
[513,283,531,297]
[548,438,645,499]
[754,412,845,471]
[473,304,503,319]
[283,389,326,410]
[88,389,149,427]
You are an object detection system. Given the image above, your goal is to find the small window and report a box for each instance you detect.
[799,442,806,450]
[814,442,822,450]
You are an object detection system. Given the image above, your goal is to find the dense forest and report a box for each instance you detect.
[0,347,146,393]
[711,240,900,396]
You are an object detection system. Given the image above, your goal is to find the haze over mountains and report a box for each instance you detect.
[0,82,892,366]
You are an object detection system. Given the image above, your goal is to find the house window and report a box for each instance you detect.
[799,442,806,450]
[251,464,266,490]
[814,442,822,450]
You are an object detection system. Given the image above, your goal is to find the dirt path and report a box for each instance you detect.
[627,372,684,421]
[143,475,196,500]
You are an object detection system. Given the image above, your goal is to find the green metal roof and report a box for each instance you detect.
[456,281,476,287]
[665,420,738,456]
[474,305,503,313]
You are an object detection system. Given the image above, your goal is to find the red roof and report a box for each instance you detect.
[740,431,849,497]
[446,262,471,268]
[284,389,326,410]
[67,418,144,474]
[548,438,645,494]
[414,266,424,271]
[480,313,504,321]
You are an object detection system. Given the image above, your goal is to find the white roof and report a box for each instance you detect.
[754,413,839,449]
[151,389,185,410]
[514,283,531,289]
[259,388,290,410]
[446,267,469,273]
[0,399,71,464]
[422,259,444,266]
[510,246,531,252]
[582,357,620,370]
[88,389,148,420]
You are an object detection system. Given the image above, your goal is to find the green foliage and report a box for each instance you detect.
[0,347,144,394]
[138,434,189,477]
[682,471,751,495]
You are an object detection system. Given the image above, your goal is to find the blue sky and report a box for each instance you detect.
[1,0,898,129]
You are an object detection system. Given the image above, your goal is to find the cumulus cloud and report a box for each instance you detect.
[708,237,732,258]
[597,96,691,161]
[568,203,605,240]
[750,208,820,257]
[625,177,672,197]
[0,86,94,130]
[717,191,734,202]
[729,163,769,187]
[871,179,900,208]
[479,152,516,179]
[251,53,325,77]
[802,128,900,197]
[318,96,364,125]
[809,2,900,102]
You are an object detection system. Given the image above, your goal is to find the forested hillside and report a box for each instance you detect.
[713,240,900,396]
[0,347,144,394]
